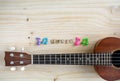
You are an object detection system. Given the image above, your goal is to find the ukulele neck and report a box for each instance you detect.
[32,53,112,65]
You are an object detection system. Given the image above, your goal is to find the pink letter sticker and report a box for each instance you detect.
[74,37,81,46]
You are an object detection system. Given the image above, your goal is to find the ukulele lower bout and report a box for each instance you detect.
[94,37,120,81]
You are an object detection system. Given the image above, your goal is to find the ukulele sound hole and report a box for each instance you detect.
[112,50,120,68]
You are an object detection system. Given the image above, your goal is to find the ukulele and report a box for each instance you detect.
[4,37,120,81]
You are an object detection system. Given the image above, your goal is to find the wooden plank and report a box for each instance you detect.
[0,0,120,81]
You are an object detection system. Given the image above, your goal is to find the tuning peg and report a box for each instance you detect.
[20,67,25,71]
[10,67,16,71]
[9,47,15,51]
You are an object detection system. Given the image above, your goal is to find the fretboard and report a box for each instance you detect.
[32,53,112,65]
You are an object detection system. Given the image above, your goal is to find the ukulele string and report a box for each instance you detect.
[10,56,120,59]
[12,60,120,63]
[12,60,118,66]
[8,52,120,58]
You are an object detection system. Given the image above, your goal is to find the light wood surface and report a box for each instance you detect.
[0,0,120,81]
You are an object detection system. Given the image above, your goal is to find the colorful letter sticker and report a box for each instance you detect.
[41,38,48,45]
[74,37,81,46]
[36,37,41,45]
[81,38,89,46]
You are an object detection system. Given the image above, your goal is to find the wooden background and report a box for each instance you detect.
[0,0,120,81]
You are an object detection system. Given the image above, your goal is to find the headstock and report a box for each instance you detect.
[5,51,31,66]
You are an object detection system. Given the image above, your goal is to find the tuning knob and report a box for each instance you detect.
[20,67,25,71]
[10,67,16,71]
[9,47,15,51]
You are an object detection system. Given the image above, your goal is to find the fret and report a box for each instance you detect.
[106,53,108,66]
[88,54,89,65]
[83,54,85,65]
[105,54,107,65]
[74,54,75,64]
[46,54,50,64]
[89,54,91,65]
[74,54,76,64]
[101,54,103,65]
[106,53,108,65]
[65,54,67,64]
[92,54,94,65]
[56,54,60,64]
[85,54,87,65]
[87,54,90,65]
[33,55,38,64]
[105,53,106,65]
[71,54,74,64]
[39,55,44,64]
[108,53,109,66]
[31,54,33,64]
[102,53,104,65]
[61,54,65,64]
[78,54,79,65]
[108,53,110,65]
[51,54,55,64]
[109,53,112,66]
[44,55,45,64]
[108,53,111,66]
[108,54,109,65]
[91,54,93,65]
[100,54,102,65]
[107,53,110,66]
[38,55,40,64]
[50,54,51,64]
[70,54,71,65]
[55,54,57,64]
[75,54,78,65]
[97,54,99,65]
[66,54,70,65]
[88,54,90,65]
[98,54,100,65]
[97,54,100,65]
[104,54,106,65]
[95,54,98,65]
[103,53,105,65]
[105,53,107,65]
[90,54,93,65]
[98,54,101,65]
[60,54,62,64]
[81,54,83,65]
[96,53,100,65]
[94,54,96,65]
[84,54,86,65]
[79,55,82,64]
[89,54,92,65]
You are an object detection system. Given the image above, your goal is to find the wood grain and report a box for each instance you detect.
[0,0,120,81]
